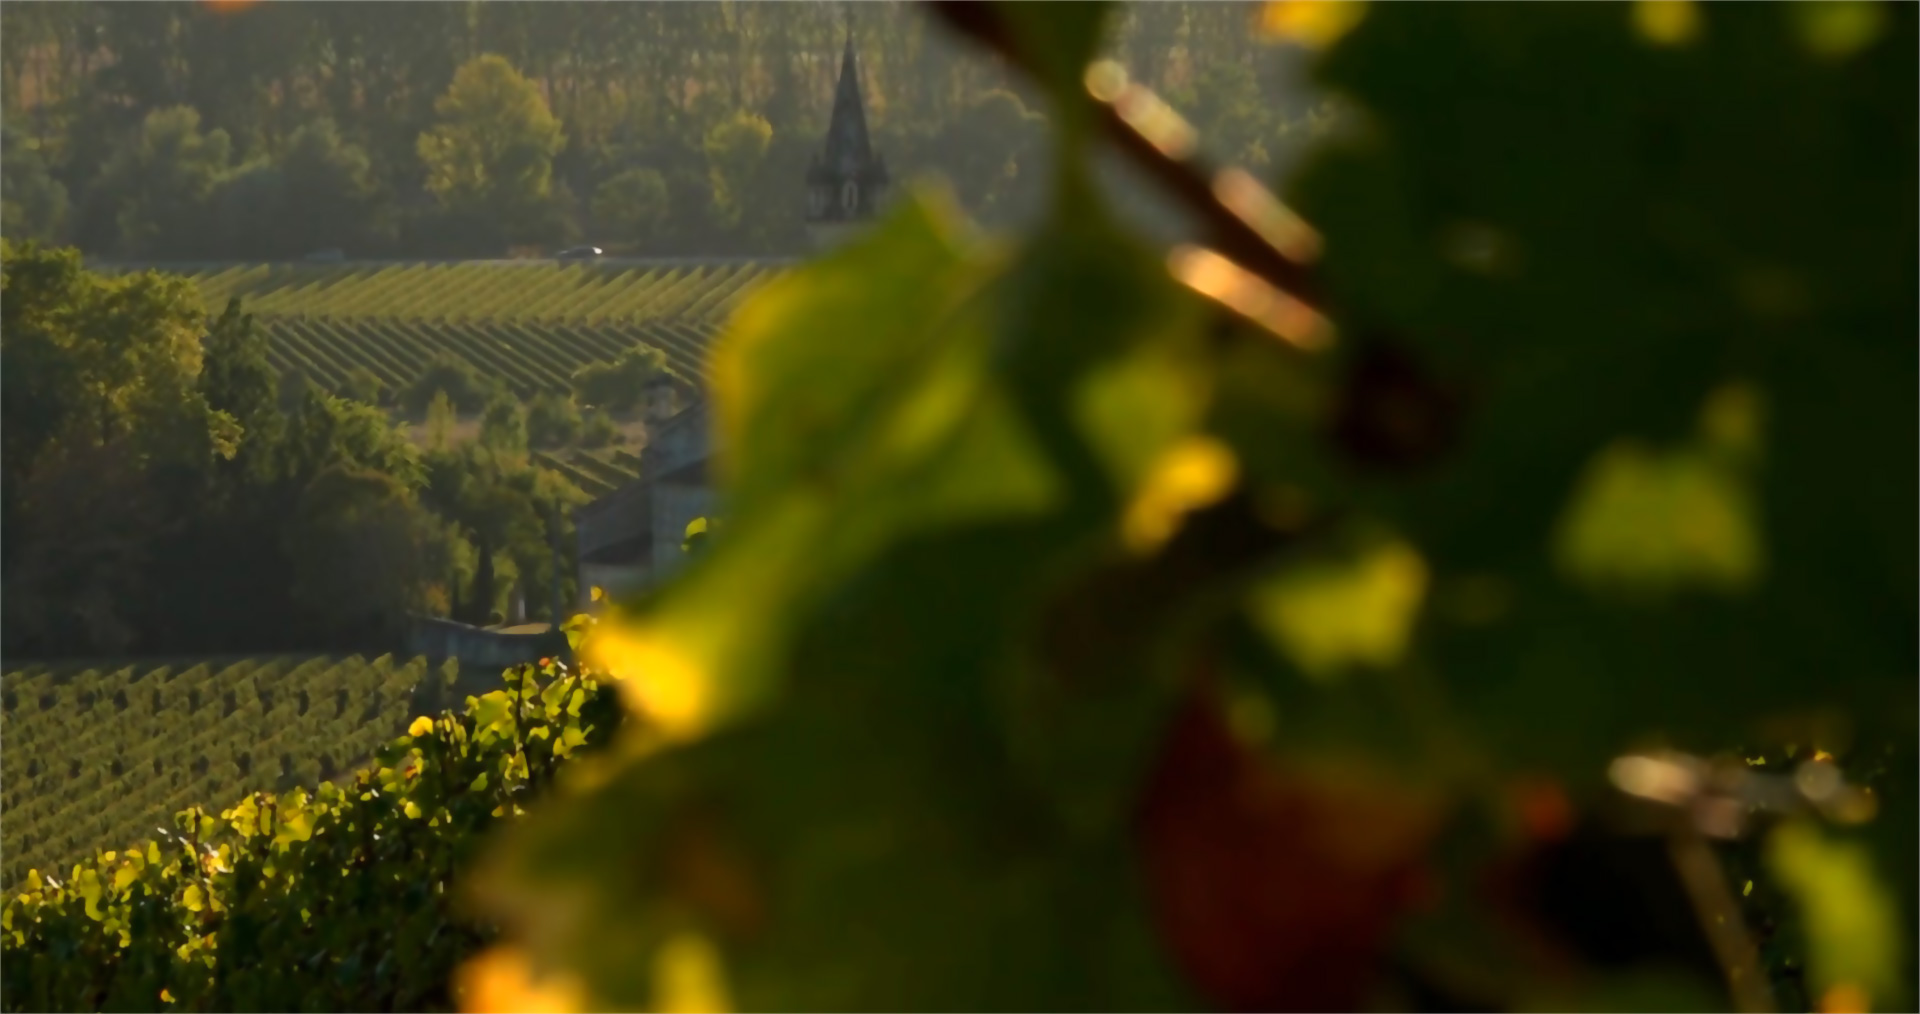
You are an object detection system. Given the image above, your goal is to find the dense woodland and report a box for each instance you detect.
[0,1,1329,259]
[0,243,590,659]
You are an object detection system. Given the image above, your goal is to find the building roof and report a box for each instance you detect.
[808,31,889,191]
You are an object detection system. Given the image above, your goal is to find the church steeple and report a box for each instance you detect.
[806,16,888,244]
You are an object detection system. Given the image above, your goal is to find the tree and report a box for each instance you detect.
[479,390,529,453]
[579,407,620,448]
[416,54,568,244]
[1,244,243,656]
[426,390,458,451]
[403,351,500,415]
[0,242,232,493]
[590,167,669,243]
[208,159,288,259]
[198,297,283,488]
[570,343,667,413]
[702,110,772,235]
[85,106,234,258]
[0,124,69,243]
[278,117,389,254]
[526,390,584,449]
[343,366,389,408]
[944,89,1047,225]
[281,463,448,640]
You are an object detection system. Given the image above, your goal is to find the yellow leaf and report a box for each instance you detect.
[586,626,713,737]
[1249,539,1428,679]
[1261,1,1369,49]
[456,946,586,1014]
[403,800,423,820]
[409,715,435,738]
[77,869,105,921]
[1792,0,1888,60]
[182,885,205,913]
[1633,0,1702,46]
[160,988,175,1004]
[652,932,733,1014]
[1121,437,1239,553]
[1553,443,1762,595]
[590,585,605,602]
[113,865,138,892]
[1768,822,1903,1010]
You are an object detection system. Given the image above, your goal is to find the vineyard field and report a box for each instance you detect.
[532,445,646,497]
[96,260,787,395]
[0,654,460,888]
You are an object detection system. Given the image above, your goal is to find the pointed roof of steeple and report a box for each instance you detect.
[822,23,875,175]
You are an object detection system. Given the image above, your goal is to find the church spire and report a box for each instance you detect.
[806,15,888,240]
[824,22,874,175]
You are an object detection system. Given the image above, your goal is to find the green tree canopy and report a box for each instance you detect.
[570,342,669,413]
[87,106,234,258]
[590,166,669,242]
[0,124,69,243]
[416,54,567,243]
[703,110,773,234]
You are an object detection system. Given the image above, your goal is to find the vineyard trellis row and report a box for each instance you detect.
[0,654,455,890]
[91,260,790,396]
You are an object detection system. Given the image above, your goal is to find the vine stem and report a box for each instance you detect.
[920,1,1325,309]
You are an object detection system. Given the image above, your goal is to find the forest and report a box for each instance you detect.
[0,242,594,658]
[0,1,1332,259]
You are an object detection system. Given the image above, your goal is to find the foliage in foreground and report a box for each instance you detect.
[0,644,620,1013]
[0,655,449,891]
[463,3,1916,1013]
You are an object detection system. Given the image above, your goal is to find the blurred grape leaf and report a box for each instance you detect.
[1247,536,1428,681]
[1766,822,1906,1012]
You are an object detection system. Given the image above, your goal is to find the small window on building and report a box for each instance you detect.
[841,181,859,213]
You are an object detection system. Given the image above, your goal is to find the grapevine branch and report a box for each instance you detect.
[921,0,1326,311]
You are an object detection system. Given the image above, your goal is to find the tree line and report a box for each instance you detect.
[0,1,1330,260]
[0,242,591,660]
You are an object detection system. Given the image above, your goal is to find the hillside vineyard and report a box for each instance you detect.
[0,655,457,889]
[93,260,788,394]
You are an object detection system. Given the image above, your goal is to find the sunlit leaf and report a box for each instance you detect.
[1119,437,1239,553]
[1247,538,1429,680]
[1791,0,1888,59]
[1261,1,1370,49]
[650,932,733,1014]
[456,946,587,1014]
[1553,443,1762,596]
[1632,0,1702,46]
[1767,822,1905,1012]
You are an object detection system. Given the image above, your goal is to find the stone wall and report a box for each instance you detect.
[404,616,566,671]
